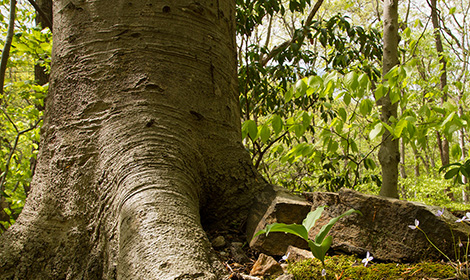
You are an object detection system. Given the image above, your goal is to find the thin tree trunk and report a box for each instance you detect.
[400,138,407,179]
[378,0,400,198]
[0,1,264,279]
[429,0,450,167]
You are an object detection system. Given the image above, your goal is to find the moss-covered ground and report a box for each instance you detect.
[286,254,461,280]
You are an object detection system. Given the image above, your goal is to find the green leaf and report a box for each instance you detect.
[254,223,309,241]
[302,112,312,128]
[369,123,383,140]
[302,206,325,232]
[393,119,408,138]
[259,124,270,144]
[389,88,400,104]
[295,79,308,96]
[308,236,332,264]
[343,93,351,106]
[272,115,283,134]
[285,86,294,102]
[444,167,460,180]
[308,76,323,91]
[374,84,384,100]
[359,99,373,116]
[343,71,359,91]
[294,124,305,138]
[338,107,347,122]
[242,120,258,140]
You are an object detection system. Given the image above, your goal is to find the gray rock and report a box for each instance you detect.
[285,245,314,262]
[307,188,470,262]
[250,253,283,277]
[230,242,250,263]
[247,185,311,256]
[274,274,294,280]
[211,235,226,248]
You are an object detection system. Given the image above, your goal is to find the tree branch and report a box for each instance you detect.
[0,0,17,97]
[259,0,324,66]
[26,0,53,31]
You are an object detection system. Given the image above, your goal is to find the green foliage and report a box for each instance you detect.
[254,206,361,265]
[288,255,455,280]
[0,1,49,233]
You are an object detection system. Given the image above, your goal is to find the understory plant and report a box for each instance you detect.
[409,209,470,279]
[254,206,361,265]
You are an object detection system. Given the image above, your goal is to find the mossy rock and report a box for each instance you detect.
[287,255,456,280]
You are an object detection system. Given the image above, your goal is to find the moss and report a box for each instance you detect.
[287,255,456,280]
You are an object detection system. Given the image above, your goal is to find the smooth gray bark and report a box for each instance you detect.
[0,1,264,279]
[378,0,400,198]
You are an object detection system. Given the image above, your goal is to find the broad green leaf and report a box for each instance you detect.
[359,99,373,116]
[444,167,460,179]
[375,85,386,100]
[327,139,338,154]
[358,73,370,90]
[295,79,308,96]
[302,112,312,128]
[315,209,361,244]
[259,124,270,144]
[343,93,351,106]
[460,164,470,178]
[254,222,308,241]
[308,76,323,91]
[308,236,332,264]
[369,123,383,140]
[302,206,325,232]
[439,163,461,173]
[242,120,258,140]
[338,107,347,122]
[389,88,400,104]
[272,115,283,134]
[451,144,462,160]
[285,86,294,102]
[393,119,408,138]
[343,71,359,91]
[441,112,455,128]
[294,124,305,138]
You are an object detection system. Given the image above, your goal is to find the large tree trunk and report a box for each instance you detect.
[378,0,400,198]
[0,1,264,279]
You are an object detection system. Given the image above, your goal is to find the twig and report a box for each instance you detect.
[0,118,42,192]
[0,0,17,97]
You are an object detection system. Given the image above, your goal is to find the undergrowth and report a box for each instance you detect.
[287,255,456,280]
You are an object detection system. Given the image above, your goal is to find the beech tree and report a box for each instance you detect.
[378,0,400,198]
[0,0,266,279]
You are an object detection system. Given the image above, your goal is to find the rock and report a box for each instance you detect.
[211,235,226,248]
[275,274,294,280]
[247,185,312,256]
[306,188,470,262]
[285,245,314,262]
[230,242,250,263]
[250,253,284,276]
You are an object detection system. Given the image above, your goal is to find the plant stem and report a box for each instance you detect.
[418,227,452,263]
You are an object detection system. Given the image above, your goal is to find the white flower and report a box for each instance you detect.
[362,251,373,267]
[408,219,419,230]
[279,252,290,263]
[436,209,444,217]
[321,268,326,276]
[456,215,470,223]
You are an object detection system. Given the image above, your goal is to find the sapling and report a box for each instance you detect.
[254,206,361,265]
